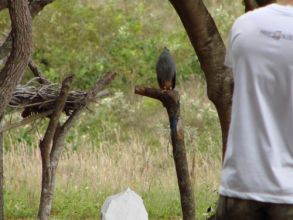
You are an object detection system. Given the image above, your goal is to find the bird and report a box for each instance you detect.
[156,47,176,90]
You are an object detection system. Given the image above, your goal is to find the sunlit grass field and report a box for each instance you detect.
[1,0,244,219]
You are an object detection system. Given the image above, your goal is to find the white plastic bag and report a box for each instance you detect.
[101,188,148,220]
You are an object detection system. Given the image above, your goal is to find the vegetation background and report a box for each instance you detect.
[0,0,243,219]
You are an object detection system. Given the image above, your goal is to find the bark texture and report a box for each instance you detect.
[169,0,233,157]
[135,87,195,220]
[0,0,32,115]
[0,0,32,218]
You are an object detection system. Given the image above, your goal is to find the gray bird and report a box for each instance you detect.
[156,47,176,90]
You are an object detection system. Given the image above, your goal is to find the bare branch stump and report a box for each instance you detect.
[135,86,195,220]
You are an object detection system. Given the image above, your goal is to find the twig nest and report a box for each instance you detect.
[9,77,87,117]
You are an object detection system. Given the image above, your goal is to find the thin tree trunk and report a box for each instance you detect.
[37,76,72,220]
[38,161,57,220]
[37,73,116,219]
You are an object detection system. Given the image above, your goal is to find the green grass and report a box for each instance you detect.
[5,186,218,220]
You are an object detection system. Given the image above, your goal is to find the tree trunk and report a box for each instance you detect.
[169,0,233,157]
[0,0,32,115]
[38,161,57,220]
[0,0,32,218]
[37,77,72,220]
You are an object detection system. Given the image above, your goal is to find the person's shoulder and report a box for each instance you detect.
[232,6,272,30]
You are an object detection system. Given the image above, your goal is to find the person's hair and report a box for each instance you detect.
[255,0,276,6]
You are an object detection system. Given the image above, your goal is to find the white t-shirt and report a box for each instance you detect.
[220,4,293,204]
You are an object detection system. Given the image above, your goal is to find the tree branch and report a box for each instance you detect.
[86,72,117,101]
[0,110,53,133]
[0,0,54,14]
[50,72,116,163]
[28,61,51,84]
[62,72,116,133]
[29,0,54,17]
[39,76,72,167]
[135,86,169,102]
[0,0,55,60]
[135,86,195,220]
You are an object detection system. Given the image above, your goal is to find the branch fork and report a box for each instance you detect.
[38,72,116,220]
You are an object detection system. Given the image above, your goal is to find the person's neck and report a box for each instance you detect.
[277,0,293,5]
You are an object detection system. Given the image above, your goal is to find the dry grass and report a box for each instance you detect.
[4,78,222,219]
[5,132,221,193]
[4,136,221,219]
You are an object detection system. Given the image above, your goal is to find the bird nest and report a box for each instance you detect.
[9,77,87,117]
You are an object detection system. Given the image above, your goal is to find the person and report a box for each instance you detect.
[216,0,293,219]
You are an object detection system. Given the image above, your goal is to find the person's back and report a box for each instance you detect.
[216,2,293,220]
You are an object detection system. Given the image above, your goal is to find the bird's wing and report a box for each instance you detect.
[172,71,176,89]
[157,75,163,89]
